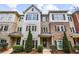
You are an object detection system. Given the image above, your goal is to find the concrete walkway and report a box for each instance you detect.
[0,48,13,54]
[43,49,51,54]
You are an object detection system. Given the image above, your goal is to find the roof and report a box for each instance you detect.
[0,11,20,16]
[23,5,42,14]
[72,10,79,15]
[49,10,68,13]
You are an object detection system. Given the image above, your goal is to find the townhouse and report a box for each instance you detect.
[0,5,79,50]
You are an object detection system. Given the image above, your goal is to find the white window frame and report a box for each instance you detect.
[56,40,63,50]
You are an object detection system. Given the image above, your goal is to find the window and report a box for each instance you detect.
[4,25,8,31]
[16,39,20,45]
[56,25,65,32]
[53,14,65,20]
[0,17,4,20]
[26,25,37,31]
[26,13,38,20]
[18,27,22,32]
[67,15,72,21]
[32,40,38,48]
[56,40,63,50]
[42,27,48,33]
[8,16,12,20]
[32,8,34,11]
[0,40,6,43]
[26,26,28,31]
[70,27,75,33]
[0,26,3,31]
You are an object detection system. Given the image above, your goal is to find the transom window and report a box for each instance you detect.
[26,13,38,20]
[52,14,65,20]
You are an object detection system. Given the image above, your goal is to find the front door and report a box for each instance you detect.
[43,38,47,48]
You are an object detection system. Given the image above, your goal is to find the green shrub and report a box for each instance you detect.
[37,45,43,53]
[63,32,70,53]
[13,45,24,52]
[50,45,56,51]
[25,29,33,53]
[74,45,79,50]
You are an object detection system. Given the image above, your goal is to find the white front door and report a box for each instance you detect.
[56,40,63,50]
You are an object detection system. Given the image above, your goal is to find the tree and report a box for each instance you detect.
[63,32,70,53]
[25,29,33,52]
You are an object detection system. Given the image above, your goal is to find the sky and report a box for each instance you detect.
[0,4,79,14]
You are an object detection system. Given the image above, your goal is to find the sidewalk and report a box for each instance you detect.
[43,49,51,54]
[0,48,13,54]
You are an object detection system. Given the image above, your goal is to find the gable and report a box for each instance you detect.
[23,5,41,14]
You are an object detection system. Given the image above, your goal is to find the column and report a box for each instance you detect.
[51,36,54,45]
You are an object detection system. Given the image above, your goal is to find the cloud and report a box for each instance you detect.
[68,4,79,14]
[36,4,59,14]
[7,4,18,8]
[7,4,19,11]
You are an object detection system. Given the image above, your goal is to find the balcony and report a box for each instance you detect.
[72,33,79,38]
[8,32,23,38]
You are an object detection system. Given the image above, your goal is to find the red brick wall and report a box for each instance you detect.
[72,13,79,33]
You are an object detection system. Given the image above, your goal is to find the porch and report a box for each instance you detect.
[72,33,79,46]
[8,32,22,47]
[39,33,52,48]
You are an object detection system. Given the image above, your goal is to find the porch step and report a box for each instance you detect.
[43,49,51,54]
[1,48,13,54]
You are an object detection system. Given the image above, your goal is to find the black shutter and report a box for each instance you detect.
[26,14,28,20]
[32,40,34,48]
[37,14,38,20]
[64,25,66,32]
[22,40,24,45]
[63,14,65,20]
[36,40,38,48]
[54,41,57,49]
[55,25,57,31]
[52,14,54,20]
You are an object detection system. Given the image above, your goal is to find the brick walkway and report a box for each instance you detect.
[0,48,13,54]
[43,49,51,54]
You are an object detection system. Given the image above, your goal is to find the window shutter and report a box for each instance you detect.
[52,14,54,20]
[55,25,57,31]
[22,40,24,45]
[54,41,57,49]
[26,14,28,20]
[32,40,34,48]
[37,14,38,20]
[64,25,66,31]
[63,14,65,20]
[36,40,38,48]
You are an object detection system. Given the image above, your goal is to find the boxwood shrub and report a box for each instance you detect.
[37,45,43,53]
[13,45,24,52]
